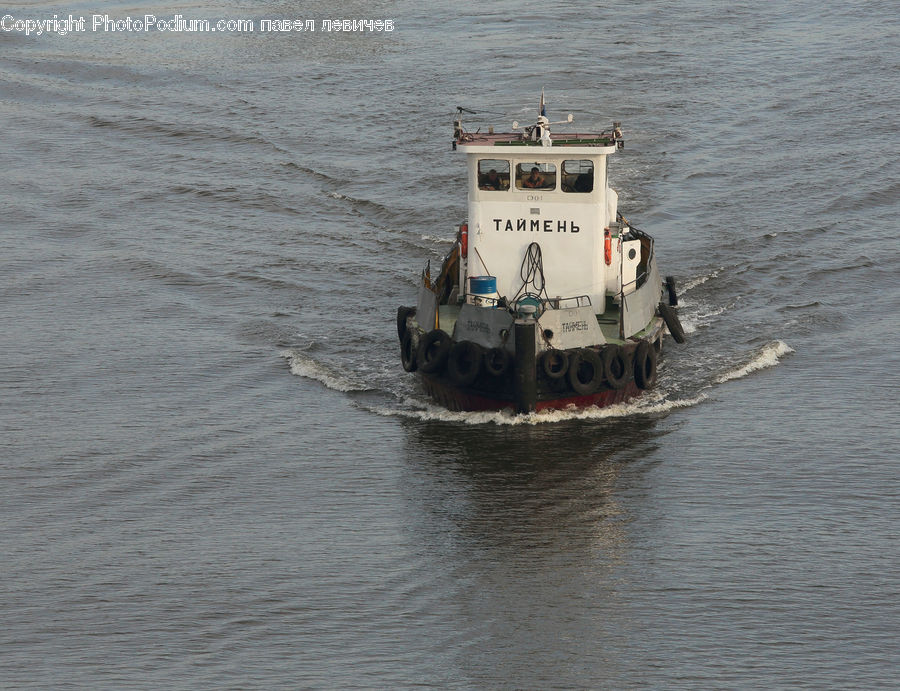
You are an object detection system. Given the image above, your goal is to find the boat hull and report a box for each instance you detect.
[400,311,665,413]
[419,372,642,413]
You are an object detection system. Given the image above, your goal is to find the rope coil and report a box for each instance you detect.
[512,242,550,306]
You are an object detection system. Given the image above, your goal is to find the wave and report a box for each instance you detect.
[679,268,721,292]
[679,302,729,334]
[826,180,900,213]
[282,337,792,424]
[111,257,206,287]
[777,301,821,312]
[279,161,339,184]
[325,190,401,219]
[420,234,454,244]
[281,344,708,425]
[807,255,874,277]
[365,391,707,426]
[714,340,794,384]
[280,349,373,393]
[166,184,288,211]
[85,114,270,149]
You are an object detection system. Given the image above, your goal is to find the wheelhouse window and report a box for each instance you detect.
[478,159,510,191]
[516,162,556,190]
[562,160,594,193]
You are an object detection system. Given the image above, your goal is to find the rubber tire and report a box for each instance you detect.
[658,302,686,343]
[447,341,483,387]
[418,330,451,373]
[397,306,415,341]
[567,348,603,395]
[400,330,418,372]
[665,276,678,307]
[541,349,569,379]
[633,340,657,389]
[484,347,511,377]
[603,345,629,390]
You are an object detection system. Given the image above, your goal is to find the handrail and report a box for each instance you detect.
[463,294,593,311]
[546,295,592,309]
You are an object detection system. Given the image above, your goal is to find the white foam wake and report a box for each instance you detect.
[280,349,371,392]
[420,234,454,244]
[679,303,729,334]
[679,268,721,293]
[365,391,707,426]
[714,341,794,384]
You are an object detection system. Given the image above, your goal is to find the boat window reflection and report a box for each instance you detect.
[516,162,556,190]
[562,160,593,193]
[478,159,510,191]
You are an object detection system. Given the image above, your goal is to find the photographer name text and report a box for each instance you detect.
[2,14,394,36]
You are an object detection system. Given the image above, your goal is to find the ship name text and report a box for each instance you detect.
[465,320,490,335]
[561,320,590,333]
[493,218,580,233]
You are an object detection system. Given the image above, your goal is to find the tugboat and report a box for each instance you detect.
[397,96,685,414]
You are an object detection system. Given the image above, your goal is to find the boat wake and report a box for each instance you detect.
[714,340,794,384]
[282,347,708,424]
[420,233,454,244]
[281,341,793,425]
[670,268,733,334]
[279,326,794,426]
[679,301,730,335]
[679,268,722,293]
[280,348,373,393]
[363,390,709,426]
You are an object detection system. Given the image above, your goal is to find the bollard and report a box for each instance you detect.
[513,318,537,414]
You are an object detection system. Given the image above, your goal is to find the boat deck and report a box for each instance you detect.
[596,298,623,343]
[436,299,635,345]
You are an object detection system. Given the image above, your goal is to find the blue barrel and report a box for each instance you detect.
[468,275,497,295]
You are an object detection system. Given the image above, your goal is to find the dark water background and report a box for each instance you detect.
[2,1,899,688]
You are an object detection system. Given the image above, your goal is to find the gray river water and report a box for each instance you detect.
[2,1,899,688]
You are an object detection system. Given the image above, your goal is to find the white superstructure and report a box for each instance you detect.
[455,118,633,313]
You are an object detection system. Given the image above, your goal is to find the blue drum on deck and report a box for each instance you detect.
[468,276,497,295]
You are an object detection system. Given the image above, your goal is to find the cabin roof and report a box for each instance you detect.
[458,132,616,147]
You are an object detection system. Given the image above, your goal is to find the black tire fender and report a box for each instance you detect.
[665,276,678,307]
[397,306,415,341]
[541,349,569,379]
[633,340,657,390]
[400,330,418,372]
[484,347,511,377]
[567,348,603,395]
[658,302,686,343]
[418,330,451,373]
[447,340,483,387]
[602,344,629,390]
